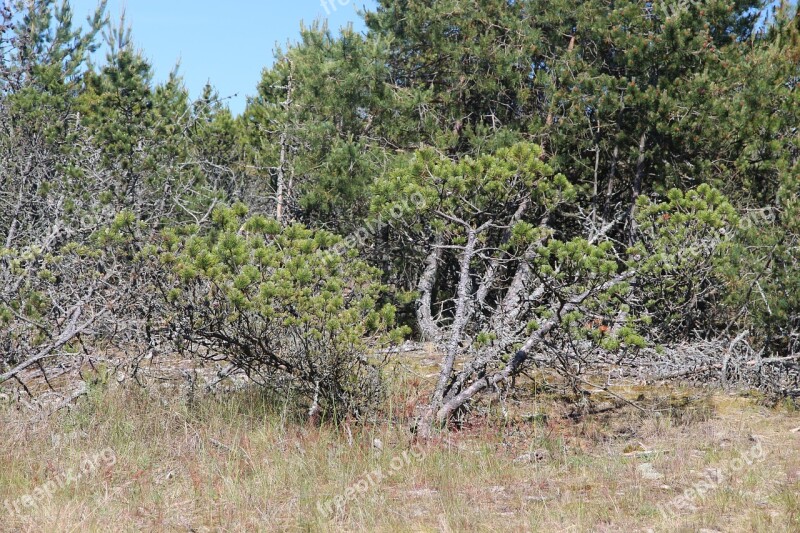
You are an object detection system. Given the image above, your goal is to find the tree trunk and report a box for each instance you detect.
[416,238,444,342]
[430,228,479,409]
[417,271,634,436]
[275,60,294,223]
[628,132,648,244]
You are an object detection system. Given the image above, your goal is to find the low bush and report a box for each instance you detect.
[155,205,408,420]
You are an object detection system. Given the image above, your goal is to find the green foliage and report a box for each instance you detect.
[634,185,738,274]
[2,0,107,141]
[371,142,574,289]
[241,23,394,230]
[190,84,241,196]
[523,0,764,203]
[532,236,638,349]
[720,169,800,354]
[365,0,541,153]
[631,184,738,340]
[158,205,408,418]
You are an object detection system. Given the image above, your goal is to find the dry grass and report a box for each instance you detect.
[1,356,799,532]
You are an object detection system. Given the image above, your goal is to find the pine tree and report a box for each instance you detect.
[241,23,394,231]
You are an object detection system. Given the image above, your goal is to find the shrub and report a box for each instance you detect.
[631,184,738,341]
[156,205,407,420]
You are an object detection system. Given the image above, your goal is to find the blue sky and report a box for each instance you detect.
[70,0,377,114]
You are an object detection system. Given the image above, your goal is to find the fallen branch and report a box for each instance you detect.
[0,304,89,385]
[649,364,722,382]
[758,354,800,365]
[48,381,88,415]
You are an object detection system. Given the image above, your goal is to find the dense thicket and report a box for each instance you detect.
[1,0,798,427]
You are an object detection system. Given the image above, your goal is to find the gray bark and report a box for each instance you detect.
[416,239,444,342]
[433,271,635,425]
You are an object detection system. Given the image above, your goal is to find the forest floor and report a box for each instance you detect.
[1,347,799,532]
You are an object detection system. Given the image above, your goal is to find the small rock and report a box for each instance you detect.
[372,438,383,451]
[515,448,550,463]
[525,495,551,502]
[637,462,664,480]
[407,488,438,497]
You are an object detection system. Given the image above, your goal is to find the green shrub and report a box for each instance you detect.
[158,205,408,420]
[631,184,738,341]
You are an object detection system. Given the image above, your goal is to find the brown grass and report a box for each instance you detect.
[1,356,799,532]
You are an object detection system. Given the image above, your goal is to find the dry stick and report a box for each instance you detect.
[4,160,30,249]
[430,219,495,414]
[435,271,635,424]
[0,305,85,384]
[568,373,662,414]
[627,131,648,244]
[721,330,750,387]
[12,374,33,398]
[759,353,800,364]
[474,200,530,311]
[204,363,239,392]
[489,218,552,343]
[47,382,88,417]
[1,301,108,388]
[36,359,54,391]
[434,225,482,403]
[650,364,722,381]
[602,145,619,223]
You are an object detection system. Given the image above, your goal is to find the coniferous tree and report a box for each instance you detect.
[242,23,395,231]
